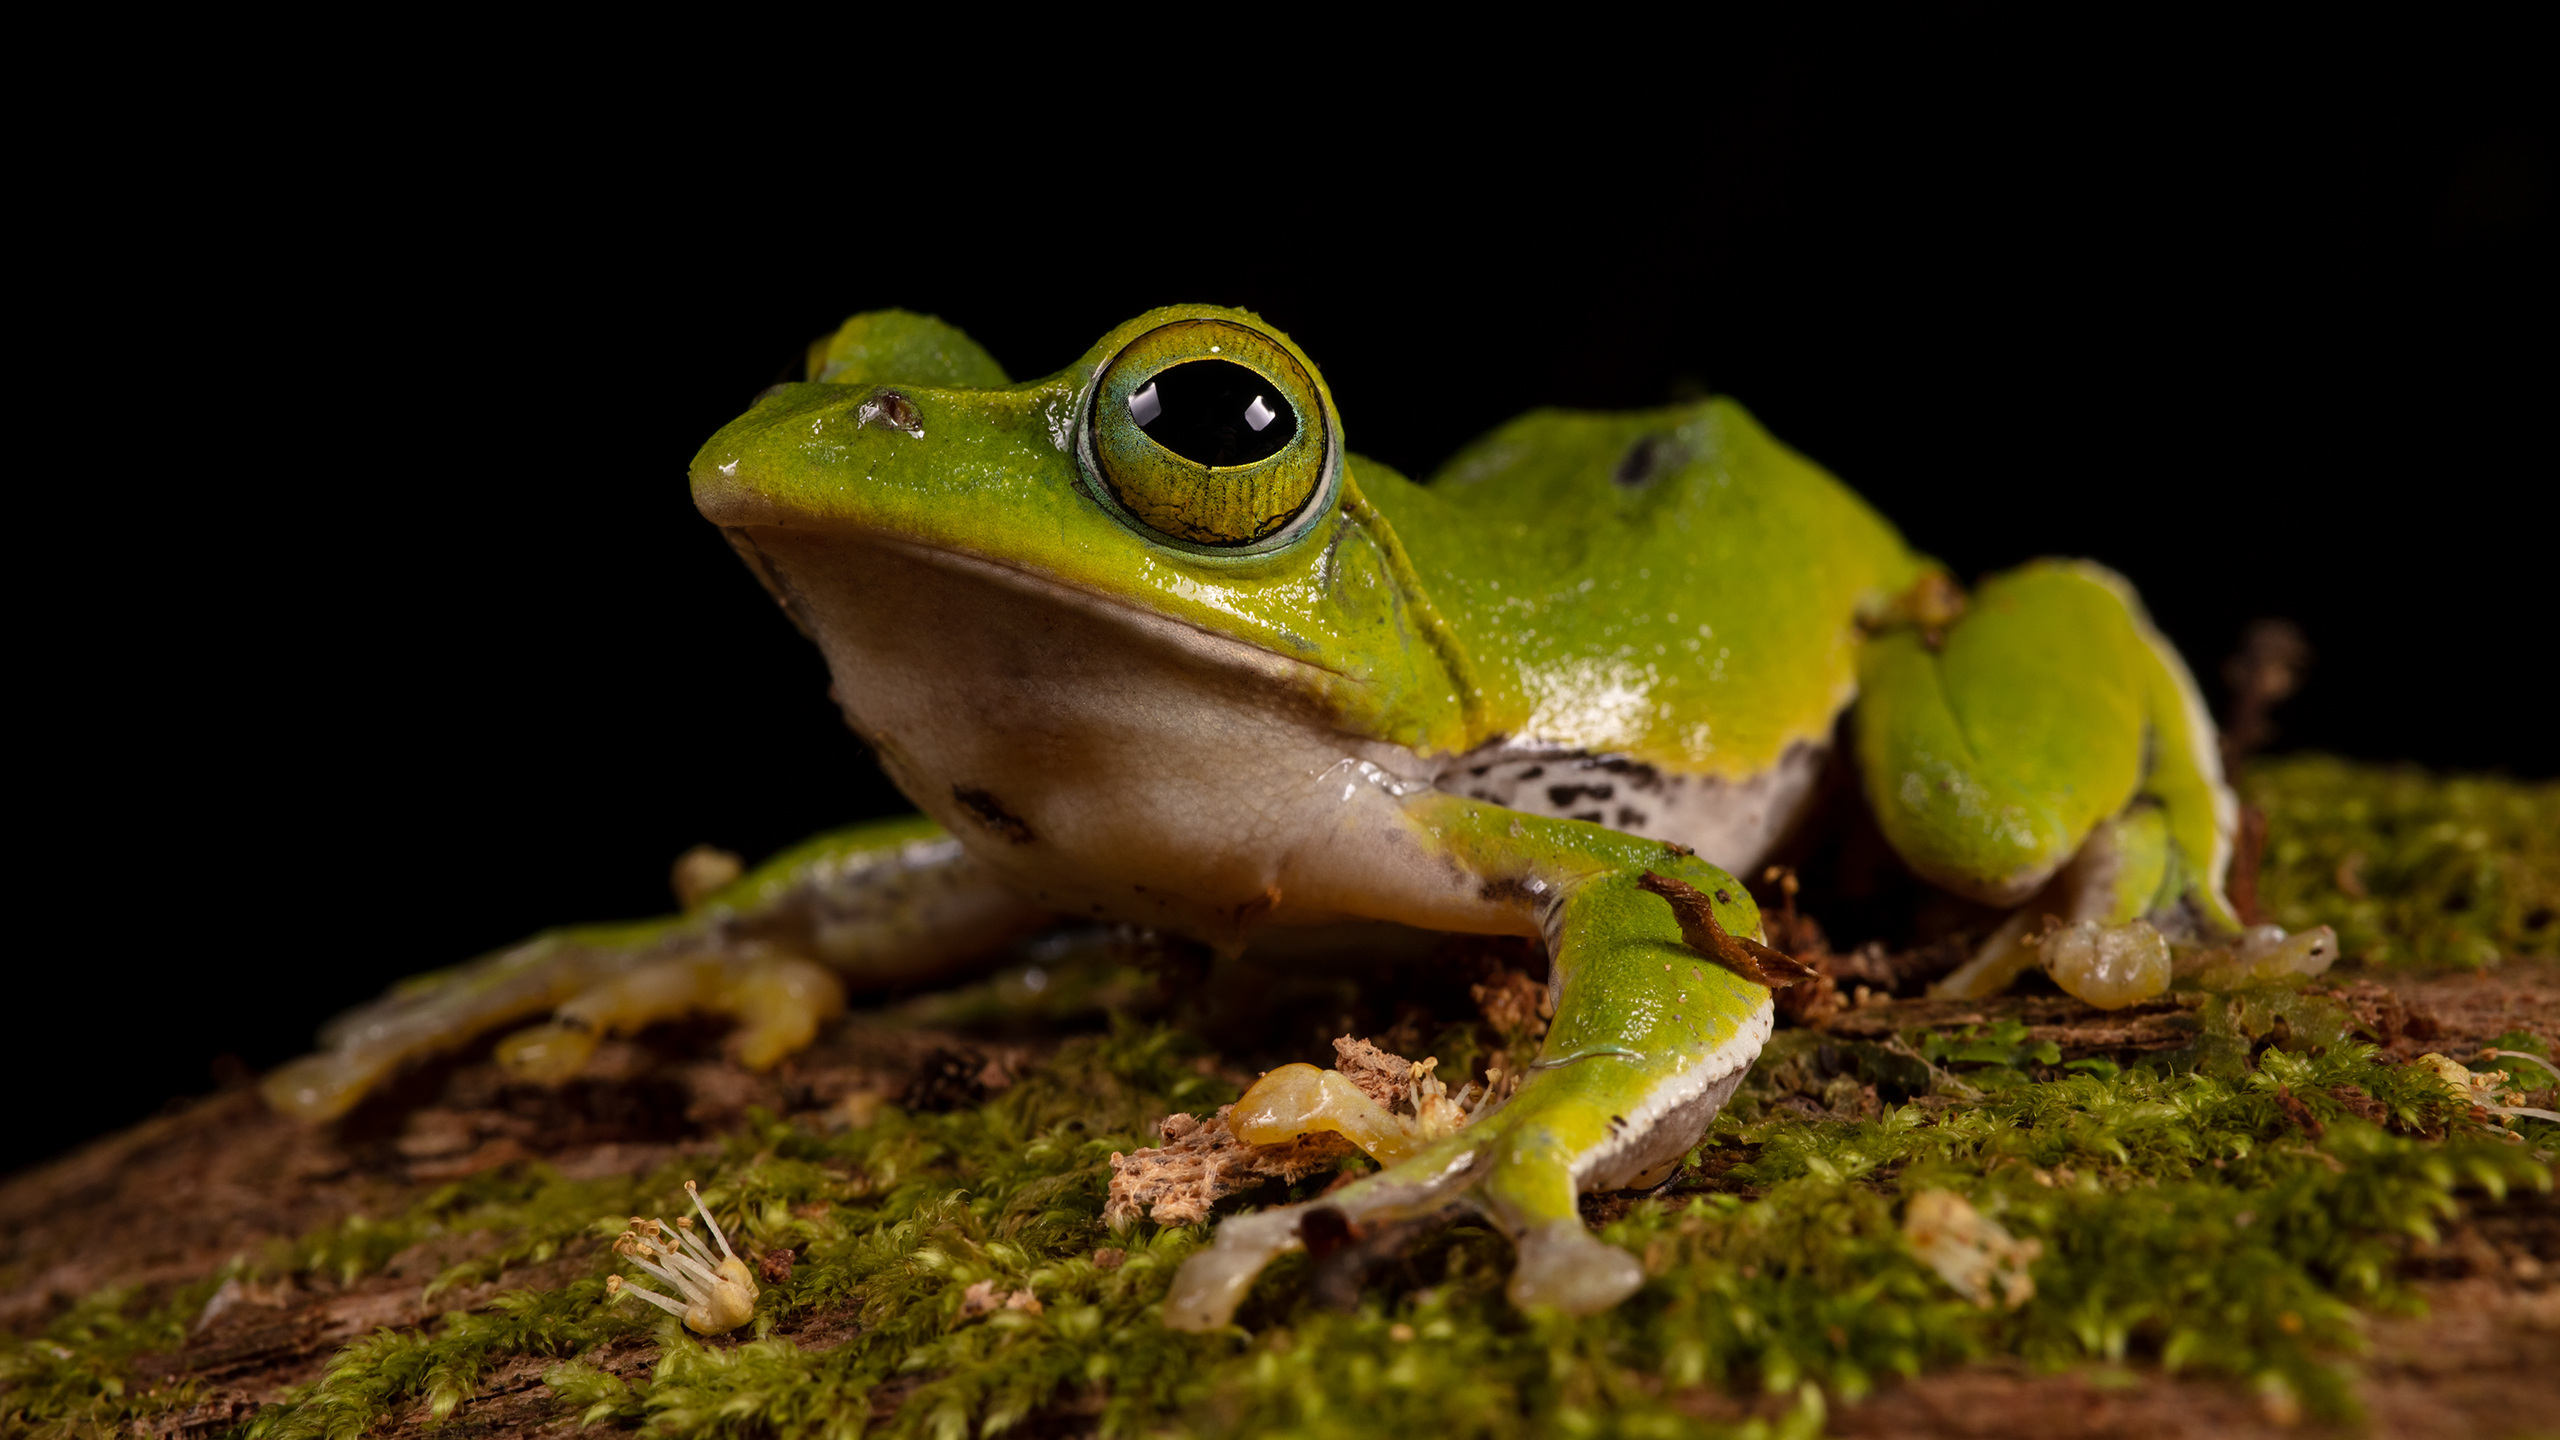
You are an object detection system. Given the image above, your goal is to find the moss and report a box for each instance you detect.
[8,760,2557,1439]
[246,1285,631,1440]
[0,1276,224,1440]
[2242,754,2559,968]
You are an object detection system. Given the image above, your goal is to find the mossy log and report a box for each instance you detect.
[5,759,2556,1440]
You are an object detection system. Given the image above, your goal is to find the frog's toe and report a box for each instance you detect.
[1156,1120,1651,1330]
[494,1019,602,1082]
[492,955,847,1083]
[1160,1206,1306,1332]
[1509,1217,1644,1314]
[263,1050,393,1121]
[267,944,849,1119]
[1161,1137,1491,1331]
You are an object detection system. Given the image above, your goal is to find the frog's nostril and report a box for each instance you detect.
[856,391,925,437]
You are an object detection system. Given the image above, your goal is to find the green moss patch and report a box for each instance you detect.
[6,757,2555,1439]
[2243,754,2559,968]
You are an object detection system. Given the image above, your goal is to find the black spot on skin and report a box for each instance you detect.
[1547,782,1615,807]
[1616,806,1650,829]
[1608,1113,1628,1130]
[1469,765,1491,777]
[952,785,1035,844]
[1517,765,1545,781]
[1572,811,1604,823]
[1714,889,1731,904]
[1479,876,1539,905]
[1614,435,1670,487]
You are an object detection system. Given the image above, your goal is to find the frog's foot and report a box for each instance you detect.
[262,928,642,1120]
[1165,997,1769,1328]
[262,942,848,1117]
[494,953,846,1081]
[1931,802,2340,1007]
[262,816,1046,1120]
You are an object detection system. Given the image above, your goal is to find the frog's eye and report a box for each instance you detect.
[1083,319,1334,551]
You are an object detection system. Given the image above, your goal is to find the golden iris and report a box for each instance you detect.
[1087,319,1330,548]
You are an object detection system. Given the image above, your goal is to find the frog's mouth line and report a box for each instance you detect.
[846,531,1352,687]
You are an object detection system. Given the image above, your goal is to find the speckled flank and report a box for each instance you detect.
[1438,740,1827,873]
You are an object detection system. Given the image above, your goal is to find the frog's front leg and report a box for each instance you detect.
[1164,798,1778,1327]
[262,817,1049,1119]
[1852,559,2243,1002]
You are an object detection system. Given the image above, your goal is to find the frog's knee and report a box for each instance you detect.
[1854,566,2162,902]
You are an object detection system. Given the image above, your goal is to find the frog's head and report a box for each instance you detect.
[691,306,1470,756]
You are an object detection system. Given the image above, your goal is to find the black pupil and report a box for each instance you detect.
[1126,359,1297,467]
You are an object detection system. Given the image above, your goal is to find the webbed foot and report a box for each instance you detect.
[1163,1036,1759,1327]
[262,818,1044,1119]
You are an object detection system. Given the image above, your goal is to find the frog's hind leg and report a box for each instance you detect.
[263,817,1049,1120]
[1165,814,1775,1328]
[1852,560,2241,999]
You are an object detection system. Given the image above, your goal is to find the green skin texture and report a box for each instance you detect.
[671,305,2240,1319]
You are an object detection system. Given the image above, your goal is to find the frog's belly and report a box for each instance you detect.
[727,529,1506,943]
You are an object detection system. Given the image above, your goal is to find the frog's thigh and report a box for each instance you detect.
[263,817,1047,1119]
[1853,561,2163,904]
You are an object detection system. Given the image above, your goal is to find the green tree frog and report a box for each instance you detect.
[267,306,2254,1322]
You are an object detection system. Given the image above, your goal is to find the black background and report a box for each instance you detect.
[18,26,2550,1175]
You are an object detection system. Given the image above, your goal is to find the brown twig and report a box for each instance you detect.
[1637,872,1820,989]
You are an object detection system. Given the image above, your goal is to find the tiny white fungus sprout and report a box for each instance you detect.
[606,1179,758,1334]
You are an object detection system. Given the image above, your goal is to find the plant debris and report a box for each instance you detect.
[1901,1188,2042,1309]
[1103,1035,1479,1227]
